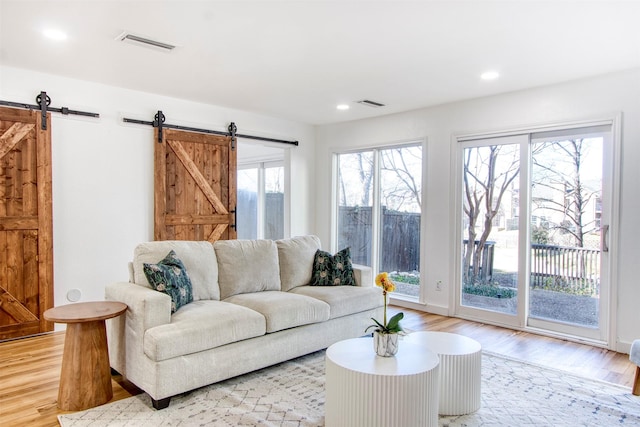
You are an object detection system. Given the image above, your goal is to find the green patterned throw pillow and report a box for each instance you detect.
[143,250,193,313]
[309,248,355,286]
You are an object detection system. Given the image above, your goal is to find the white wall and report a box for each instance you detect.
[315,68,640,352]
[0,66,316,319]
[3,64,638,350]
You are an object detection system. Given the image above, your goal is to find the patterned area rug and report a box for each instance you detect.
[58,350,640,427]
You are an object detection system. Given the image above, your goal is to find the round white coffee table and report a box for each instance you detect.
[325,337,440,427]
[405,331,482,415]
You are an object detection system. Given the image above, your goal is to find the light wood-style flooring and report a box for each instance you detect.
[0,308,635,427]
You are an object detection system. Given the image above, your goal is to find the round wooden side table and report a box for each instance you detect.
[325,337,440,427]
[44,301,127,411]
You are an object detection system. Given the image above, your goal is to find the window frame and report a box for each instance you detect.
[331,139,426,300]
[237,160,284,240]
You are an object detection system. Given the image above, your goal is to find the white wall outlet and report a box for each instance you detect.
[436,280,442,291]
[66,288,82,302]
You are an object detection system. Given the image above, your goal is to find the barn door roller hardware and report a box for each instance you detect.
[122,111,299,147]
[0,91,100,130]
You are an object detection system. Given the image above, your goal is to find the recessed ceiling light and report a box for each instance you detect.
[336,104,350,111]
[43,29,68,41]
[481,71,500,80]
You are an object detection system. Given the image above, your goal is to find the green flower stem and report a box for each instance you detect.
[383,290,387,326]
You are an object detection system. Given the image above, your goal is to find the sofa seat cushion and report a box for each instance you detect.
[289,285,382,319]
[224,291,330,333]
[143,300,266,362]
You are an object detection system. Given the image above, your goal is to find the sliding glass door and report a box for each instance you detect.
[457,123,615,343]
[460,137,522,316]
[527,129,608,338]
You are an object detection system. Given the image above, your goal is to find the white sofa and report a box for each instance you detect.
[105,235,383,409]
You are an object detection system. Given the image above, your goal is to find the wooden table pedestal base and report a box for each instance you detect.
[44,301,127,412]
[58,320,113,411]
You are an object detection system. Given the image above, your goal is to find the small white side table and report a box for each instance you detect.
[325,337,440,427]
[405,331,482,415]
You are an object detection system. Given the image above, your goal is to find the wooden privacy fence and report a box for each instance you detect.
[236,190,284,240]
[335,207,600,296]
[530,243,600,296]
[337,206,420,272]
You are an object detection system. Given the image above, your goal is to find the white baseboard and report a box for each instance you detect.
[617,340,633,355]
[389,297,449,316]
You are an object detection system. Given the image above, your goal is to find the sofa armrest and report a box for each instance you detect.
[352,264,373,287]
[105,281,172,375]
[106,281,172,332]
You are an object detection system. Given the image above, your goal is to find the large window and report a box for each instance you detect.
[237,161,284,240]
[335,143,422,298]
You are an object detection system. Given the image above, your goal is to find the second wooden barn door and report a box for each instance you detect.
[154,128,237,242]
[0,107,53,340]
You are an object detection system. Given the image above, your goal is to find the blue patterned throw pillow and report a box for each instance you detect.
[143,250,193,313]
[309,247,355,286]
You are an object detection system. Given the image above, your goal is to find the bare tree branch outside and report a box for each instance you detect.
[460,133,603,328]
[337,146,422,296]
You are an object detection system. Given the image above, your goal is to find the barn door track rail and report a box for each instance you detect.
[122,110,299,148]
[0,91,100,130]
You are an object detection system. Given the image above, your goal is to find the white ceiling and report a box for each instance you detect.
[1,1,639,125]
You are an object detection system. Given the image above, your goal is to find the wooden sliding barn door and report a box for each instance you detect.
[0,107,53,340]
[154,128,237,242]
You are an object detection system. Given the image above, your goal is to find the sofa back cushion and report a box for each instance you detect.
[276,235,322,292]
[214,239,281,299]
[132,240,220,301]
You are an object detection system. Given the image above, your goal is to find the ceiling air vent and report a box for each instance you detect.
[117,31,176,51]
[357,99,385,108]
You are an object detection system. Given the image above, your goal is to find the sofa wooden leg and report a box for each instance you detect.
[633,366,640,396]
[152,397,171,410]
